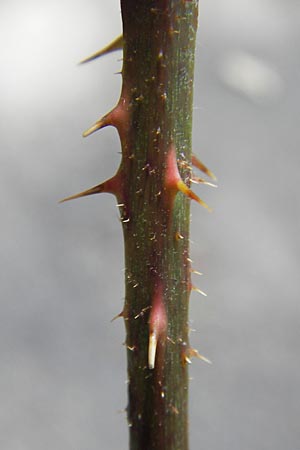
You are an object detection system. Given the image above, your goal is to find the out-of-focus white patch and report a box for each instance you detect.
[218,51,284,103]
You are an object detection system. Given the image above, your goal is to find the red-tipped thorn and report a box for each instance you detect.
[192,154,217,181]
[79,35,123,64]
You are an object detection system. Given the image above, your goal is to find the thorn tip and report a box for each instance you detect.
[183,347,212,365]
[192,154,217,181]
[79,34,123,64]
[192,285,207,297]
[148,332,158,370]
[82,116,109,137]
[59,172,122,204]
[177,180,212,212]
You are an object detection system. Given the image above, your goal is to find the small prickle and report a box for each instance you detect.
[175,231,184,241]
[192,154,217,181]
[191,285,207,297]
[190,269,203,276]
[191,176,217,188]
[183,345,212,365]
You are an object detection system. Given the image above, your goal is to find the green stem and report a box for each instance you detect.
[119,2,199,449]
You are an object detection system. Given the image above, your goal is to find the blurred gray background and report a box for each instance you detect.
[1,0,299,449]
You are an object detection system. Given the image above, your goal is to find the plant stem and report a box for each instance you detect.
[119,2,200,449]
[61,1,208,448]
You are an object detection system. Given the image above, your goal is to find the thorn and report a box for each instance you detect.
[148,332,158,370]
[191,176,218,188]
[111,311,124,322]
[59,183,107,203]
[82,114,111,137]
[188,348,212,365]
[83,95,130,140]
[183,346,212,365]
[134,306,151,320]
[192,285,207,297]
[190,269,203,276]
[167,336,176,345]
[127,345,136,352]
[177,180,212,212]
[59,172,122,203]
[165,143,212,212]
[192,154,217,181]
[79,34,123,64]
[148,281,167,370]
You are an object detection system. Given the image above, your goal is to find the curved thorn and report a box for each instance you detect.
[192,154,217,181]
[79,34,123,64]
